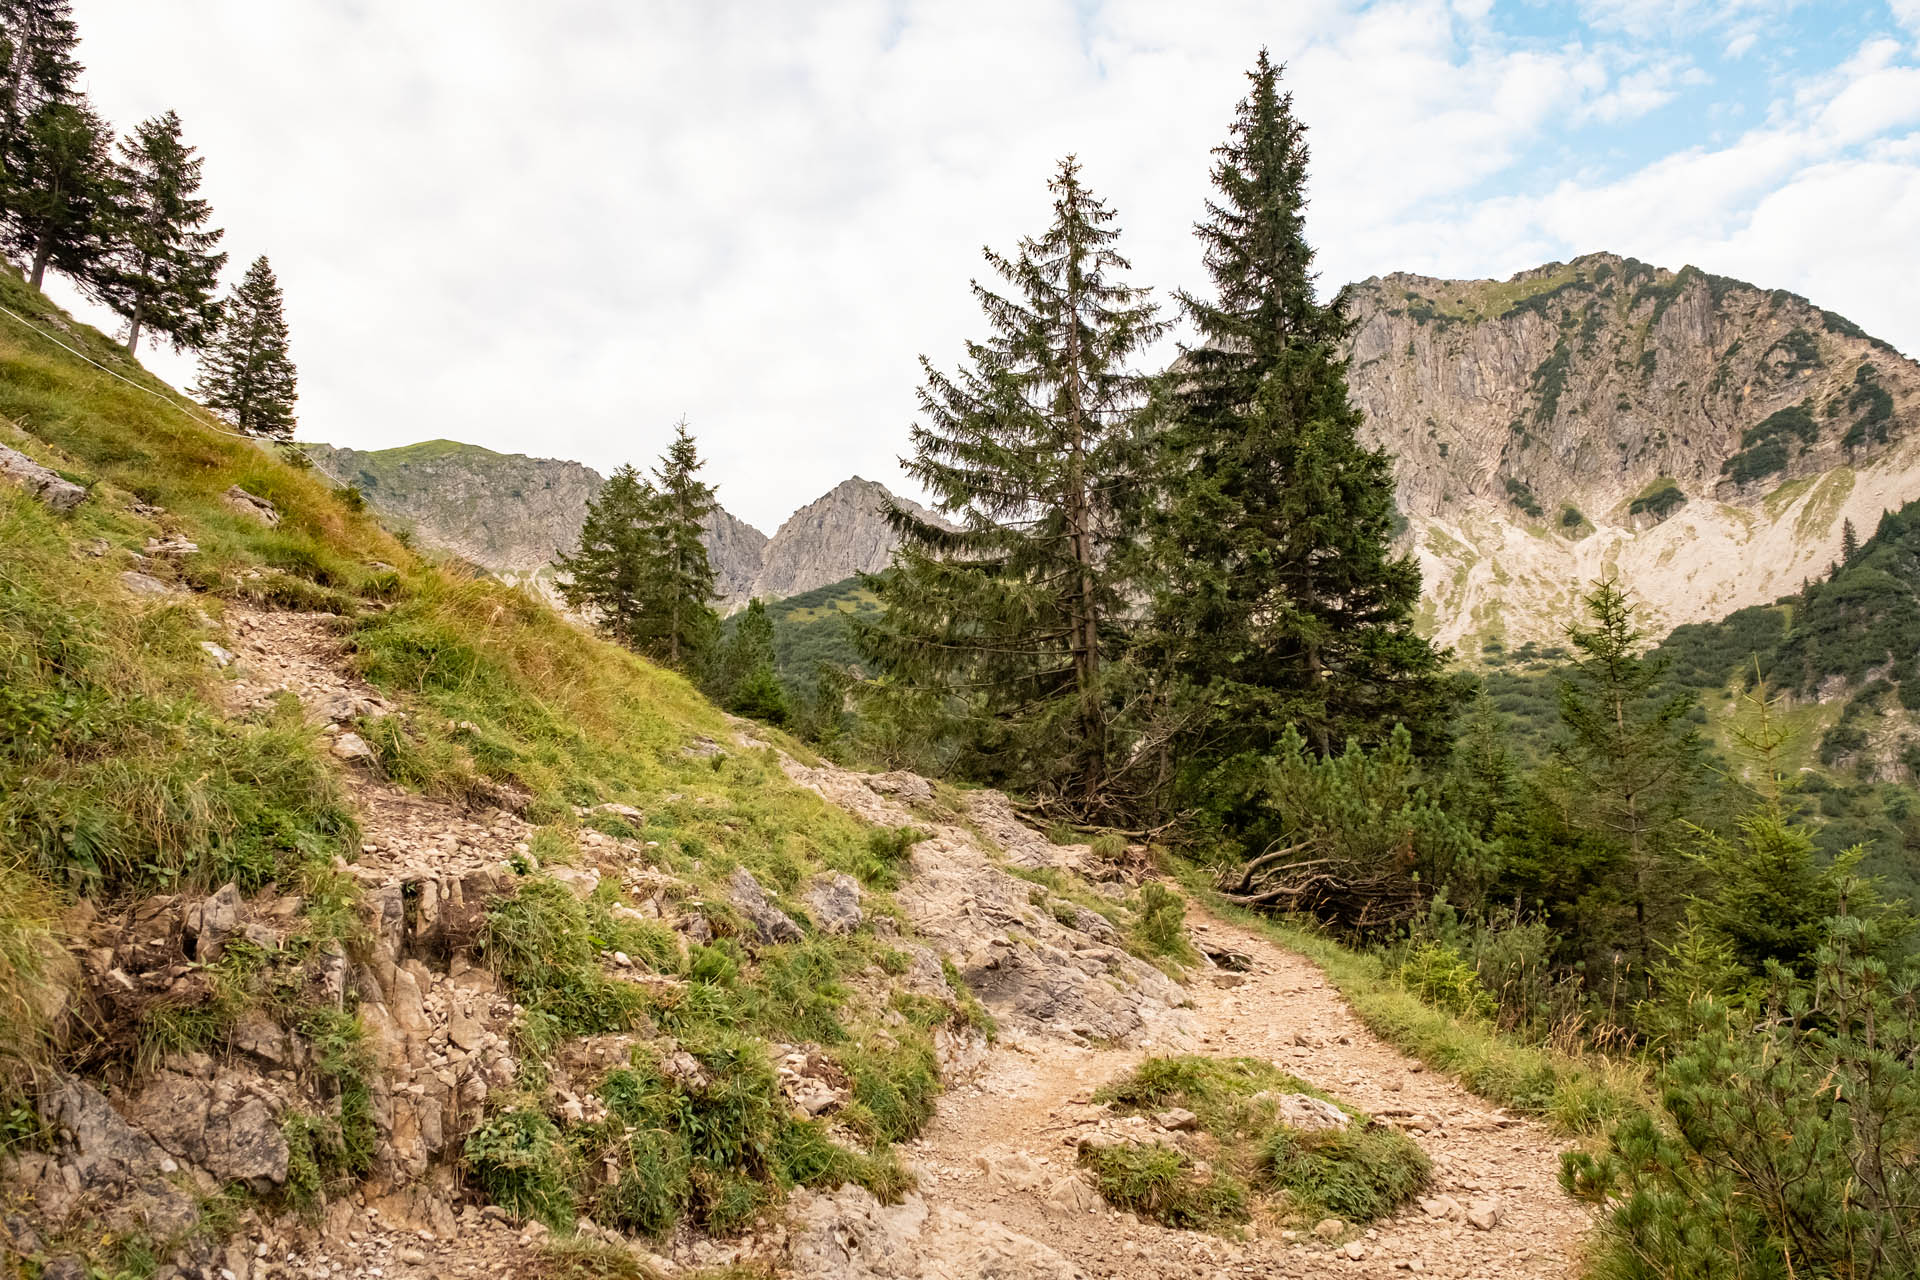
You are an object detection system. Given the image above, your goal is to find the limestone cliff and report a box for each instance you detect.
[755,477,943,601]
[1344,253,1920,651]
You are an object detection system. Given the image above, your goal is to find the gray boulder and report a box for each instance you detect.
[223,484,280,526]
[0,443,84,511]
[805,872,863,935]
[729,867,803,944]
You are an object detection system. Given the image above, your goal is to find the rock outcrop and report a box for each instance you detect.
[753,477,945,602]
[0,442,84,511]
[1344,252,1920,649]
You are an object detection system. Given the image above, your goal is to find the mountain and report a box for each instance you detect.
[1344,252,1920,652]
[305,442,930,607]
[313,254,1919,654]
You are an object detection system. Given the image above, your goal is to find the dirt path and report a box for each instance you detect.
[209,607,1588,1279]
[901,907,1589,1279]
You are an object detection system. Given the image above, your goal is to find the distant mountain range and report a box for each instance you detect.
[304,441,938,608]
[309,252,1919,650]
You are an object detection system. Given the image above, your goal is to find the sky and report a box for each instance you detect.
[47,0,1920,532]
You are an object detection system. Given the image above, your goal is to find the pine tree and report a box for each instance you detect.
[1554,577,1703,980]
[90,111,225,354]
[1840,517,1859,564]
[2,96,112,288]
[0,0,81,174]
[860,157,1164,807]
[647,420,719,669]
[557,463,663,652]
[1147,51,1456,784]
[196,255,296,438]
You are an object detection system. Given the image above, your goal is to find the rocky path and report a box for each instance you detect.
[205,608,1587,1279]
[896,907,1589,1278]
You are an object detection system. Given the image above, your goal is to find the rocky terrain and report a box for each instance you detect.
[307,442,933,609]
[2,582,1584,1278]
[1345,252,1920,650]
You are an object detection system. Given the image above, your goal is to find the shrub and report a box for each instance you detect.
[1565,918,1920,1280]
[1398,942,1495,1020]
[465,1109,575,1228]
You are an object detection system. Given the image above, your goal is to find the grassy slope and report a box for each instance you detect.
[0,265,960,1270]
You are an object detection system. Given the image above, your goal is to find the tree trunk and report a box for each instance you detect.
[29,228,52,289]
[127,301,144,356]
[1059,227,1103,803]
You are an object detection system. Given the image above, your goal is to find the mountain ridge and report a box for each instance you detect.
[304,442,941,607]
[310,251,1920,650]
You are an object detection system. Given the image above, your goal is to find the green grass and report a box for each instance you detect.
[1084,1054,1429,1230]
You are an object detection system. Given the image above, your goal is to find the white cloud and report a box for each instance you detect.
[42,1,1920,527]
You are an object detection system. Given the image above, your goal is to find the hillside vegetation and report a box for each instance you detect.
[0,264,983,1274]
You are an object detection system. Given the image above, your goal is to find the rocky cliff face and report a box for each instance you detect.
[755,477,942,601]
[306,442,925,608]
[1344,253,1920,651]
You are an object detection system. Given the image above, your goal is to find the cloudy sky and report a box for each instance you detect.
[49,0,1920,531]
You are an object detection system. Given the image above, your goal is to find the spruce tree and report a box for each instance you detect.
[1840,517,1859,564]
[0,0,81,175]
[647,419,720,669]
[717,599,788,723]
[2,96,112,288]
[91,111,225,354]
[196,255,296,438]
[1148,50,1456,781]
[860,157,1163,807]
[1554,578,1703,980]
[557,463,663,653]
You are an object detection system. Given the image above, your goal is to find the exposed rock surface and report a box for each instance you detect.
[0,442,84,510]
[1345,252,1920,648]
[787,1185,1085,1280]
[752,477,947,601]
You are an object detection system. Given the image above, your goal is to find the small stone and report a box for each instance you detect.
[332,732,376,764]
[1466,1197,1501,1230]
[1313,1217,1345,1241]
[1344,1241,1366,1260]
[1153,1107,1200,1131]
[200,641,236,667]
[120,570,175,597]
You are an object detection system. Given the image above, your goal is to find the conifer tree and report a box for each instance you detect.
[647,419,720,669]
[717,599,788,723]
[196,255,296,438]
[1840,517,1859,564]
[1554,578,1703,979]
[1147,51,1456,781]
[0,0,81,174]
[860,157,1164,806]
[2,96,112,288]
[557,463,662,653]
[91,111,225,354]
